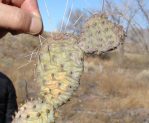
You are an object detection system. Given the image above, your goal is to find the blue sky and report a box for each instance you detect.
[38,0,103,31]
[38,0,149,32]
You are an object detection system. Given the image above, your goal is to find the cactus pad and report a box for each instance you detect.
[12,100,54,123]
[12,13,125,123]
[36,35,84,108]
[78,14,125,54]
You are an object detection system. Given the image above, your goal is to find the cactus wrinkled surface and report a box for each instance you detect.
[78,14,125,54]
[37,37,84,108]
[12,100,54,123]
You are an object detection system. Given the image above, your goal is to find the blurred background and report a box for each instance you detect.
[0,0,149,122]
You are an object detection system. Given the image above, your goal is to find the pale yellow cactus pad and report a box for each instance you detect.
[12,100,54,123]
[78,13,125,54]
[37,36,84,108]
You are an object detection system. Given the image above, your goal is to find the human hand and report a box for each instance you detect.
[0,0,43,35]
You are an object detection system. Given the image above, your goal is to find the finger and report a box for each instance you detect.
[0,0,24,6]
[11,0,40,17]
[10,0,25,6]
[1,0,11,4]
[0,3,42,34]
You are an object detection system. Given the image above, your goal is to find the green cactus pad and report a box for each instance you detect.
[36,35,84,108]
[78,13,125,54]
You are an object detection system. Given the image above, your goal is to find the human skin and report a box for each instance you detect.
[0,0,43,35]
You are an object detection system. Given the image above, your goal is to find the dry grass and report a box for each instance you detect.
[57,54,149,123]
[0,33,39,103]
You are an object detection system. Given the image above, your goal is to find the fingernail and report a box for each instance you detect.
[29,15,43,35]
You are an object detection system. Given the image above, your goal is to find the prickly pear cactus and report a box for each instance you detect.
[12,13,125,123]
[78,13,125,54]
[37,35,84,108]
[12,100,54,123]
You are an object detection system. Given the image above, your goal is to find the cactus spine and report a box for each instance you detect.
[12,13,125,123]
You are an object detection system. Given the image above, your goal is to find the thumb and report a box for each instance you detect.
[0,3,42,34]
